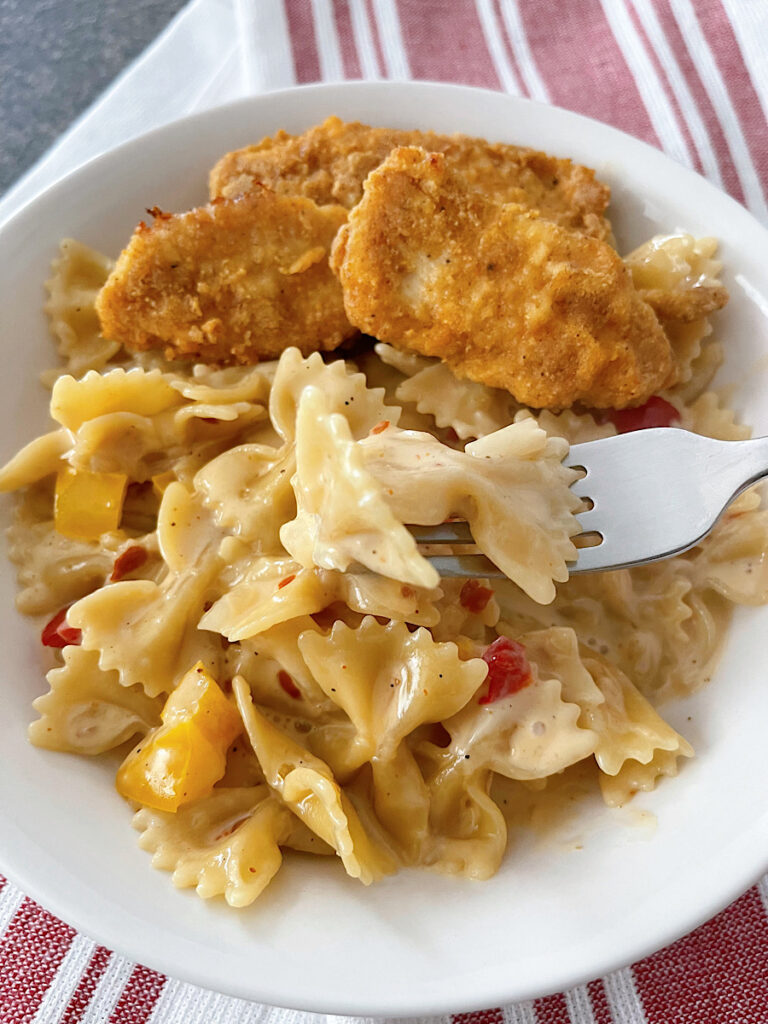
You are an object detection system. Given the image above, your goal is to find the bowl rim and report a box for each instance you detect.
[2,79,768,1016]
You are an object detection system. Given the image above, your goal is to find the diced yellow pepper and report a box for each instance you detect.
[151,470,176,497]
[162,663,242,747]
[54,466,127,540]
[116,720,224,812]
[116,663,241,812]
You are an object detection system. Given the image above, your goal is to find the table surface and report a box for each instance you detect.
[0,0,187,196]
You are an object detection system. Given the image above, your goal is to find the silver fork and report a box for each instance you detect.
[408,427,768,577]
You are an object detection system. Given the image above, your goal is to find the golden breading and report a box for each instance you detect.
[210,116,612,240]
[639,284,729,324]
[96,189,353,364]
[330,147,675,410]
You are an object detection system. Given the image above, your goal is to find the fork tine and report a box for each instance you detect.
[425,553,505,578]
[406,522,504,576]
[407,523,474,544]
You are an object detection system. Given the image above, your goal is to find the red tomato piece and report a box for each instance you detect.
[478,636,532,704]
[110,545,148,582]
[460,579,494,614]
[603,396,680,434]
[41,606,82,648]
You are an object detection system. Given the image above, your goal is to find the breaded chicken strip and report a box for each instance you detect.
[330,147,674,410]
[96,189,353,364]
[210,116,611,241]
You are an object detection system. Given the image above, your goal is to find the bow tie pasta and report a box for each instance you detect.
[0,130,759,910]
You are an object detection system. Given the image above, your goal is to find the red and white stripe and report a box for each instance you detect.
[3,0,768,1020]
[4,870,768,1022]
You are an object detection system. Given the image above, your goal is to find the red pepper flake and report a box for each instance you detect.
[110,545,148,582]
[478,637,532,705]
[214,816,249,842]
[370,420,390,435]
[278,574,296,589]
[278,670,302,700]
[401,585,415,598]
[41,606,82,649]
[459,579,494,614]
[599,396,680,434]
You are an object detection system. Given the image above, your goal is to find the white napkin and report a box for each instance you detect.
[0,0,303,227]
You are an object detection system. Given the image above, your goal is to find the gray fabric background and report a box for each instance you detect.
[0,0,188,195]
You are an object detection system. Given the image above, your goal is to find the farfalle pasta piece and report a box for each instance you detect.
[0,430,71,492]
[580,653,693,778]
[688,498,768,605]
[493,558,724,704]
[375,343,516,440]
[167,364,271,405]
[236,616,332,710]
[201,554,329,640]
[280,387,437,588]
[625,235,727,385]
[416,752,507,880]
[366,745,431,864]
[514,407,616,446]
[50,368,182,431]
[69,483,223,695]
[494,625,691,793]
[233,678,397,883]
[334,572,442,627]
[44,240,119,380]
[194,443,296,549]
[438,632,597,781]
[599,749,689,807]
[360,416,580,604]
[134,785,331,907]
[29,646,161,755]
[53,367,264,483]
[298,617,488,762]
[678,391,750,441]
[269,347,400,443]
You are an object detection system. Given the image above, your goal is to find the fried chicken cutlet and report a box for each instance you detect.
[330,147,675,410]
[210,116,612,241]
[96,189,353,364]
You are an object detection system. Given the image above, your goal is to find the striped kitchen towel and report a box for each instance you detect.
[2,1,768,1022]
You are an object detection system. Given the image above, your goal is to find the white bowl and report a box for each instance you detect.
[1,82,768,1017]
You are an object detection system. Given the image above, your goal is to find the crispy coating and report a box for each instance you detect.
[639,283,729,324]
[96,189,354,364]
[210,116,612,240]
[330,147,674,410]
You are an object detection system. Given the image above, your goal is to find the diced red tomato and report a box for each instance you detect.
[277,670,302,700]
[478,636,532,705]
[460,579,494,614]
[110,545,148,582]
[41,606,82,648]
[602,396,680,434]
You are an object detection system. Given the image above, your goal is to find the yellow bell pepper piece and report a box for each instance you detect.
[54,466,127,540]
[116,720,224,812]
[151,470,176,497]
[116,663,242,812]
[162,662,242,746]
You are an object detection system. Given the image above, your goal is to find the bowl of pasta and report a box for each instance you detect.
[1,81,768,1015]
